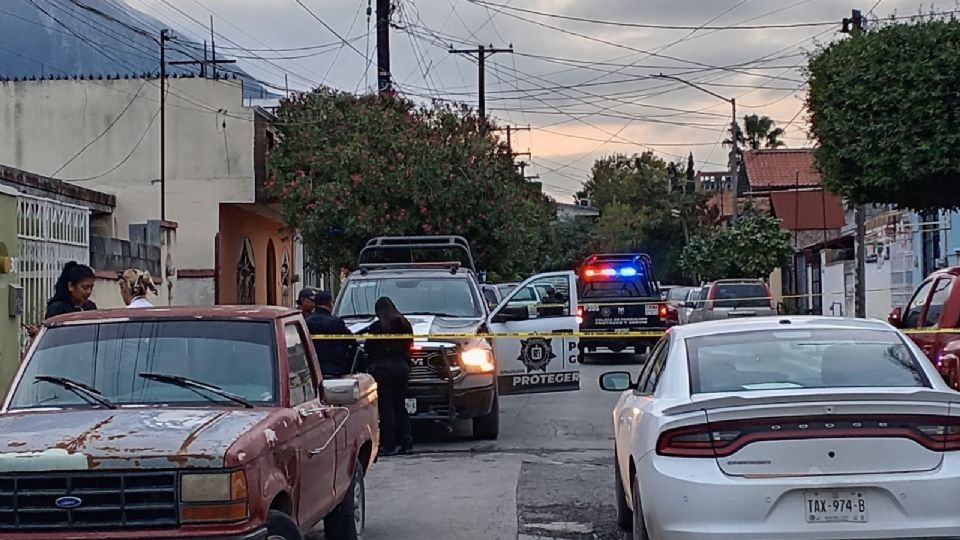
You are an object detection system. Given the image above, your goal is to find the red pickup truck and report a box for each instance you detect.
[889,266,960,390]
[0,306,378,540]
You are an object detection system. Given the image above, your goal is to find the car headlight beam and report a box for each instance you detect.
[461,348,495,373]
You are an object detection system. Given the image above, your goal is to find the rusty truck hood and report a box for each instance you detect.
[0,408,271,472]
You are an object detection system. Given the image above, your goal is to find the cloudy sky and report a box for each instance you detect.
[132,0,937,199]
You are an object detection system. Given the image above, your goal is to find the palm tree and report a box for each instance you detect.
[723,114,787,150]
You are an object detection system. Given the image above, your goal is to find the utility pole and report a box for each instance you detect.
[842,8,867,317]
[655,73,740,223]
[376,0,391,92]
[159,29,172,221]
[168,39,235,78]
[494,125,530,154]
[449,45,513,121]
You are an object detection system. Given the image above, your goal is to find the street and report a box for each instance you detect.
[314,357,642,540]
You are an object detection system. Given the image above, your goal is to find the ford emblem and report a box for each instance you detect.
[55,496,82,509]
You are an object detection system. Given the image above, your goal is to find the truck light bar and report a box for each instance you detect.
[582,266,640,278]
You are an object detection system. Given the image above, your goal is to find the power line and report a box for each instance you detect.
[291,0,371,65]
[465,0,837,31]
[63,106,162,183]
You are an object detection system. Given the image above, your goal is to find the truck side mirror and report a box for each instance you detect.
[492,305,529,323]
[888,306,903,328]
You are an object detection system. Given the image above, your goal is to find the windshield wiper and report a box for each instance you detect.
[139,372,254,408]
[34,375,116,409]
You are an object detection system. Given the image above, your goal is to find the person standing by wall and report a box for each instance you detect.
[44,261,97,319]
[118,268,158,308]
[363,297,414,456]
[306,290,354,378]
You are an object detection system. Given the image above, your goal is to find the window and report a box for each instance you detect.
[641,339,669,394]
[712,282,771,308]
[903,279,934,328]
[504,276,571,319]
[10,321,277,409]
[636,338,667,393]
[285,323,316,406]
[337,277,481,318]
[579,280,653,299]
[686,329,927,394]
[923,278,953,328]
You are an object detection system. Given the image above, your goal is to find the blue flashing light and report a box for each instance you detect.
[619,267,638,277]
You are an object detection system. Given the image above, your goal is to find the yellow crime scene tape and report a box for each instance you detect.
[310,330,669,340]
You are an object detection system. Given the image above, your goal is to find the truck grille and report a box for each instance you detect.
[0,471,178,531]
[409,349,459,381]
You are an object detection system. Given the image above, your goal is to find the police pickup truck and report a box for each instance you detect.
[334,236,581,440]
[577,253,677,359]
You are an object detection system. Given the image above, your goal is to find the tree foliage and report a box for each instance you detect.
[680,211,793,280]
[268,89,555,277]
[807,17,960,210]
[577,152,710,283]
[725,114,786,150]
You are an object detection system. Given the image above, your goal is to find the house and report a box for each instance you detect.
[738,149,846,313]
[694,170,731,193]
[556,201,600,221]
[0,75,303,307]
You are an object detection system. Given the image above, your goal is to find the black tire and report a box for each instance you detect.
[324,459,366,540]
[615,456,632,531]
[266,509,303,540]
[632,475,650,540]
[472,396,500,440]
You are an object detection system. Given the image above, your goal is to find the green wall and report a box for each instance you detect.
[0,186,19,395]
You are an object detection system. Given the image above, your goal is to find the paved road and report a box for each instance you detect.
[310,354,644,540]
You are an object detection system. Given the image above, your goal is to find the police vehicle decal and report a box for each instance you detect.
[517,337,555,373]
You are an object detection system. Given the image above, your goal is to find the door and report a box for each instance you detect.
[903,278,936,359]
[922,277,956,361]
[284,322,338,525]
[488,271,579,395]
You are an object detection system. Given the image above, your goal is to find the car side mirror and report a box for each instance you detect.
[492,305,529,323]
[599,371,635,391]
[322,379,360,406]
[888,306,903,328]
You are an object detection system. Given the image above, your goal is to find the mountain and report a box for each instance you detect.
[0,0,271,98]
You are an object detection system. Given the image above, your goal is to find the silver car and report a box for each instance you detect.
[687,279,776,323]
[678,287,702,325]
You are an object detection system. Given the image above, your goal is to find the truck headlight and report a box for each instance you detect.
[180,470,248,523]
[461,348,495,373]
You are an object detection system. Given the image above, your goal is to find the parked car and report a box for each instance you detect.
[663,286,691,308]
[678,286,702,324]
[0,306,378,540]
[687,279,775,323]
[480,283,502,311]
[496,282,520,298]
[888,266,960,390]
[600,316,960,540]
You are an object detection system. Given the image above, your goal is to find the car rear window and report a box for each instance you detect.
[685,329,928,394]
[713,283,770,308]
[579,281,654,299]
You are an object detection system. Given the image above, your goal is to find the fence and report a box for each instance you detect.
[16,194,90,346]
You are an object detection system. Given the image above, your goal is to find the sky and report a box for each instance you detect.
[130,0,939,200]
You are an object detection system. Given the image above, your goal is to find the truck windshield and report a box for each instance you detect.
[338,277,481,318]
[8,321,277,409]
[579,280,653,299]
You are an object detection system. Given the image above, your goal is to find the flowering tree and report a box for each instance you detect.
[268,89,555,277]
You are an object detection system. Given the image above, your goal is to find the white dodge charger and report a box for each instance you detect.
[601,316,960,540]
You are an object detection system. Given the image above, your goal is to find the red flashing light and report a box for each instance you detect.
[584,269,597,277]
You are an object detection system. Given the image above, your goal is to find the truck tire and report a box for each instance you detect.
[266,509,303,540]
[324,459,366,540]
[472,396,500,440]
[615,456,632,531]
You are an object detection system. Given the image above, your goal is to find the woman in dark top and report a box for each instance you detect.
[44,261,97,319]
[364,297,414,456]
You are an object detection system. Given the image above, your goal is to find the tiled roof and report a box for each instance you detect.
[743,148,820,189]
[769,189,845,231]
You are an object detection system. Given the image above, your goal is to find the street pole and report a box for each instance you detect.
[842,8,867,317]
[730,97,740,225]
[159,29,171,221]
[655,73,739,223]
[376,0,390,92]
[450,45,513,124]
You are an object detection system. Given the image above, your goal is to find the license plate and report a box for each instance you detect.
[404,398,417,414]
[804,490,868,523]
[644,304,659,316]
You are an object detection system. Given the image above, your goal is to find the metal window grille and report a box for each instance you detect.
[16,194,90,349]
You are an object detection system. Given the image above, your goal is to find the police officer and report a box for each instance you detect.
[297,288,318,318]
[306,291,355,378]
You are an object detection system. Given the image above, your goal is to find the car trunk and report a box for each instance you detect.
[664,390,959,477]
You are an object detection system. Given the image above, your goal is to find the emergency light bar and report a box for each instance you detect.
[582,266,641,278]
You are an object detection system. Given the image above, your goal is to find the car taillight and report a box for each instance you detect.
[576,306,584,325]
[657,415,960,458]
[658,304,668,318]
[658,304,679,324]
[763,283,773,308]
